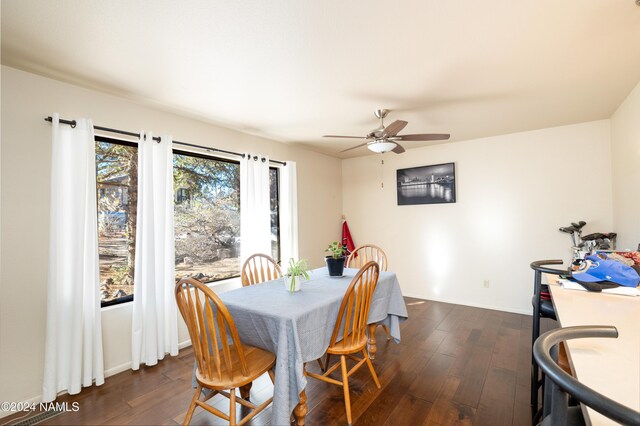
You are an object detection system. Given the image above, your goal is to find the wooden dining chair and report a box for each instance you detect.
[304,261,382,426]
[346,244,388,271]
[175,278,276,426]
[241,253,282,286]
[346,244,391,340]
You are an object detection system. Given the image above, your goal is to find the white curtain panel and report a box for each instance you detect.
[131,133,178,369]
[240,153,272,263]
[279,161,299,264]
[43,113,104,402]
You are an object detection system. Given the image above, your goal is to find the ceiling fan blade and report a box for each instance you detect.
[392,143,406,154]
[340,142,370,153]
[323,135,365,139]
[382,120,408,138]
[397,133,450,141]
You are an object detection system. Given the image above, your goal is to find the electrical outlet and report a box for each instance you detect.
[483,280,490,288]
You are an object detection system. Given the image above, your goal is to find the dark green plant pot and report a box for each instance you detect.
[325,256,346,277]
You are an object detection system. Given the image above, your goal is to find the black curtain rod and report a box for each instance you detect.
[44,116,286,165]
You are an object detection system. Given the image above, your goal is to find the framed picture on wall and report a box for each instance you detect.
[396,162,456,205]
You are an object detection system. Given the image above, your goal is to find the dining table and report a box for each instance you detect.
[197,266,408,425]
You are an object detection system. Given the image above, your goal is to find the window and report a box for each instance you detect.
[96,136,137,306]
[175,187,191,204]
[96,138,281,306]
[174,155,282,282]
[173,151,241,283]
[270,167,280,263]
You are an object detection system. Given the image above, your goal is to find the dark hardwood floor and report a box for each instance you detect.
[8,298,540,425]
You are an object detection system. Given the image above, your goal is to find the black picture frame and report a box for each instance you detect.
[396,162,456,205]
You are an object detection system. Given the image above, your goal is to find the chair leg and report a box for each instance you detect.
[325,353,332,372]
[340,355,352,426]
[531,313,541,409]
[531,303,539,403]
[381,324,391,340]
[362,349,381,388]
[240,383,252,400]
[183,384,202,426]
[229,388,236,426]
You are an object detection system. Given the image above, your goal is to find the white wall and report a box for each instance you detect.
[342,120,614,314]
[0,66,342,408]
[611,80,640,250]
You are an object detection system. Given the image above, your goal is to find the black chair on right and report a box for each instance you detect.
[530,260,569,417]
[533,326,640,425]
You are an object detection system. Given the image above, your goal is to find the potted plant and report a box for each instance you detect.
[285,258,310,293]
[325,241,347,277]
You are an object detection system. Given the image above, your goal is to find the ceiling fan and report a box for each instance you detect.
[323,109,450,154]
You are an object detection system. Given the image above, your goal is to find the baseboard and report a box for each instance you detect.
[1,340,195,420]
[103,361,132,378]
[403,293,532,316]
[104,339,192,377]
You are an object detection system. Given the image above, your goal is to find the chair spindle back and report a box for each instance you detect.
[241,254,282,286]
[175,278,249,382]
[346,244,388,271]
[330,261,380,348]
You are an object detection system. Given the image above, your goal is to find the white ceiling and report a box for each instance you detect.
[2,0,640,158]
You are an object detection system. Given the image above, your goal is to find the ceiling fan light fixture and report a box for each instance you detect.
[328,109,451,154]
[368,140,397,153]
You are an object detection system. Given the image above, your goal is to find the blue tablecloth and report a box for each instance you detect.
[195,267,408,425]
